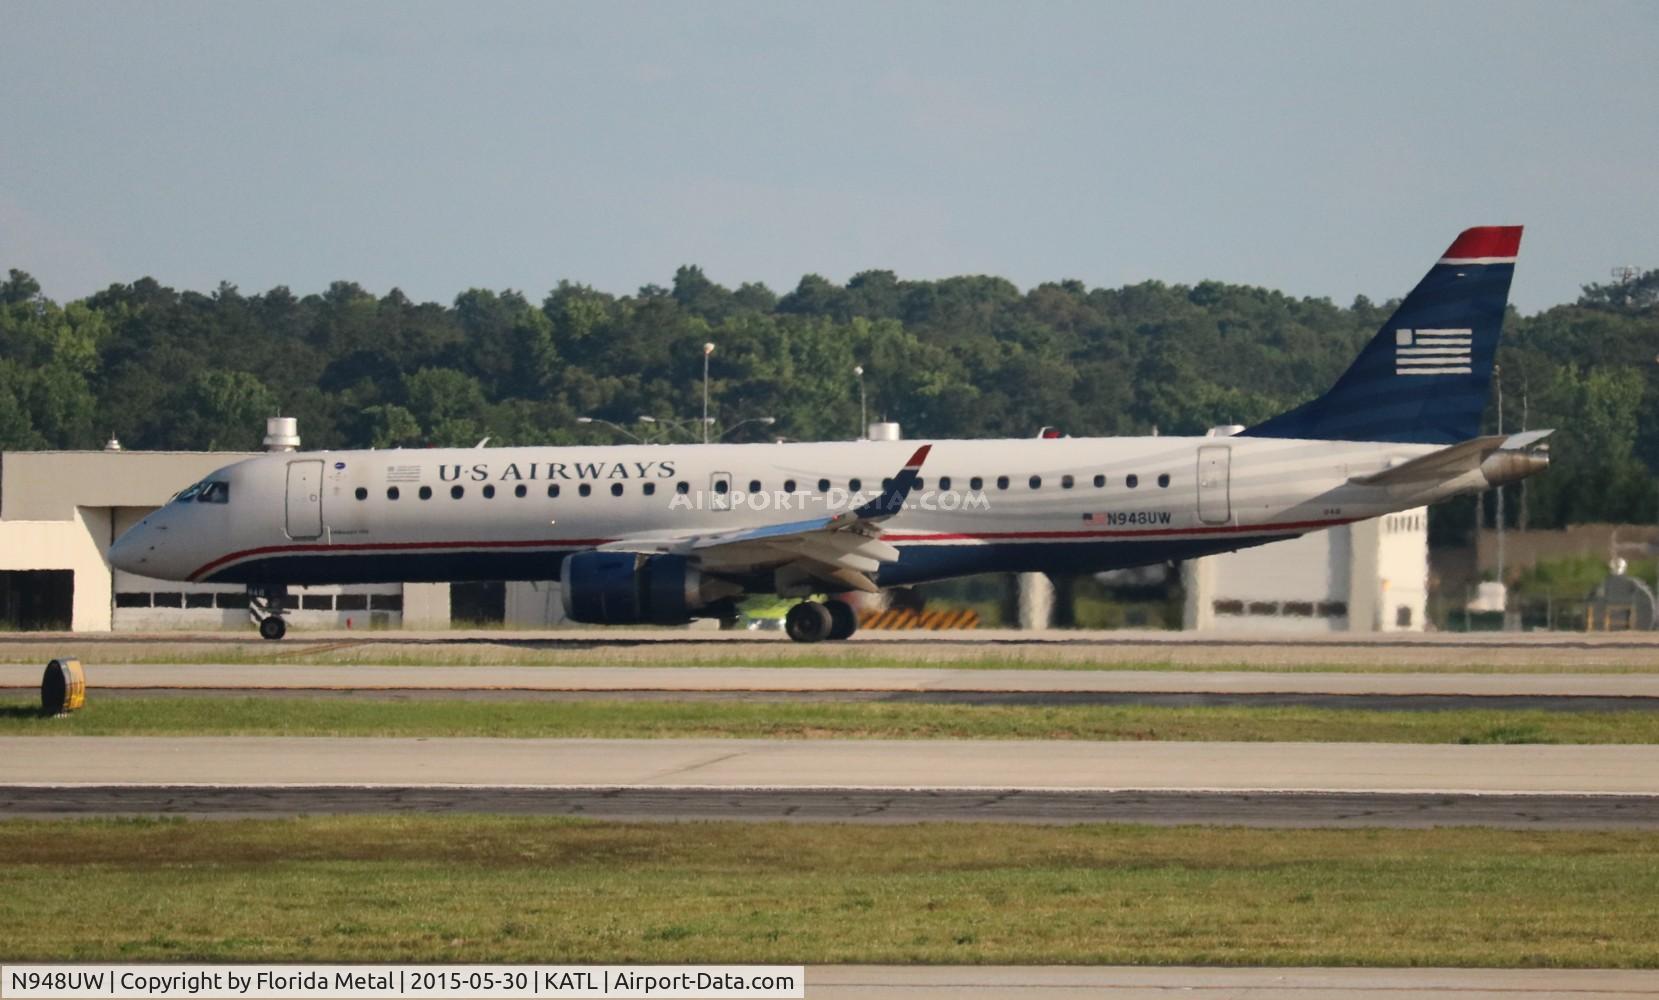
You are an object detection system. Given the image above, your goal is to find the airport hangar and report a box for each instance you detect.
[0,430,1430,635]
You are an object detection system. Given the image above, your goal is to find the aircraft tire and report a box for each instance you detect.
[258,616,287,641]
[785,601,834,643]
[826,600,858,640]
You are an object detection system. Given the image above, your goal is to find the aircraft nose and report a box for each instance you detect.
[109,521,160,575]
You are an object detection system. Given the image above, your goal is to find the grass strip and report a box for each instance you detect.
[3,696,1658,743]
[0,817,1654,966]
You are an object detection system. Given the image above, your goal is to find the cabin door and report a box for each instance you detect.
[1196,446,1231,525]
[285,460,324,539]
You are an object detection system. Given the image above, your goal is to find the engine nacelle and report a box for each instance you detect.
[560,551,712,625]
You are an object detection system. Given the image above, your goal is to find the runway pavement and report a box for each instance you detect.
[6,663,1659,707]
[5,628,1659,670]
[6,785,1657,828]
[4,736,1658,826]
[9,628,1659,646]
[802,965,1659,998]
[9,736,1658,792]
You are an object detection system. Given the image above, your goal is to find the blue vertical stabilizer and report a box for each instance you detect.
[1242,226,1521,445]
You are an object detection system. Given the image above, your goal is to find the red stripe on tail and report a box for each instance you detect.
[1442,226,1523,260]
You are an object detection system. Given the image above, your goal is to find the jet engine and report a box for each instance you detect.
[560,552,736,625]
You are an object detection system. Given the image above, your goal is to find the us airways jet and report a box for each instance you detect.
[110,227,1550,642]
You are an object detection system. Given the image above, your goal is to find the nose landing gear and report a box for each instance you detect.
[785,599,859,643]
[249,585,289,641]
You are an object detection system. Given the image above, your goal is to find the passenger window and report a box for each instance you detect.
[676,481,689,494]
[387,486,400,500]
[482,484,495,499]
[817,478,830,492]
[748,480,761,493]
[643,482,656,496]
[1093,474,1106,488]
[611,483,624,497]
[939,476,952,491]
[1126,474,1139,489]
[450,485,464,499]
[714,480,729,495]
[354,487,367,501]
[579,484,592,497]
[419,486,432,500]
[970,477,983,490]
[783,479,797,492]
[1061,475,1074,489]
[514,484,527,498]
[849,478,862,492]
[914,478,924,490]
[996,476,1009,490]
[882,478,893,491]
[548,484,560,498]
[1158,473,1170,488]
[1028,476,1041,490]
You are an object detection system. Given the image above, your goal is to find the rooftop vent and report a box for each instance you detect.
[263,416,300,452]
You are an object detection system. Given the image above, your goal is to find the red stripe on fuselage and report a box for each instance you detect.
[188,537,615,582]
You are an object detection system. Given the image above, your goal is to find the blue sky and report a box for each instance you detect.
[2,1,1655,313]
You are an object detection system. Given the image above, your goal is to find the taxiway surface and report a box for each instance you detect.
[5,736,1658,827]
[803,965,1659,998]
[802,965,1659,998]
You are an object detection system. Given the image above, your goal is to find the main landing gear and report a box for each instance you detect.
[785,600,859,643]
[249,584,289,641]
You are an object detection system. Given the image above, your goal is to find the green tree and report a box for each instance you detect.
[172,370,278,450]
[360,404,423,448]
[0,269,41,306]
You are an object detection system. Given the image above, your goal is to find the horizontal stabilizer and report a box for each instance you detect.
[1350,430,1553,487]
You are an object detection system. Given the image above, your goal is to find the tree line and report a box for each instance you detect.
[1,263,1656,541]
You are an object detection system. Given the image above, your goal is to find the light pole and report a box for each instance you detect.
[853,365,866,440]
[1494,364,1505,590]
[575,416,649,444]
[718,416,777,442]
[702,342,714,445]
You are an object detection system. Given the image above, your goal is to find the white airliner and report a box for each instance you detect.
[110,227,1550,642]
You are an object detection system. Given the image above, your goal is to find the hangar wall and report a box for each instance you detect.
[1182,507,1427,633]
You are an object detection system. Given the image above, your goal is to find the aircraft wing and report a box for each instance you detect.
[597,445,932,593]
[1349,430,1553,487]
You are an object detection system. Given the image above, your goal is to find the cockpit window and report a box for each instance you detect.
[174,479,230,504]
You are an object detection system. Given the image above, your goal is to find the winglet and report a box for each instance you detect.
[1499,429,1553,451]
[852,444,932,520]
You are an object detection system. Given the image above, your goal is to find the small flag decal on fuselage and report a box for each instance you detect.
[1394,328,1472,376]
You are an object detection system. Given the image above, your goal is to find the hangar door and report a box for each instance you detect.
[286,460,324,539]
[1196,445,1231,525]
[0,570,73,630]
